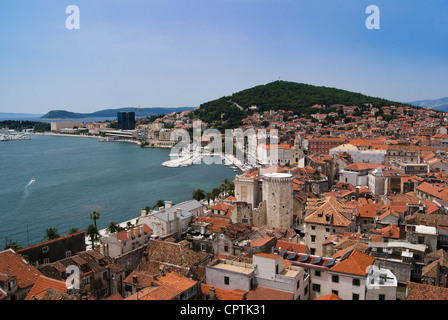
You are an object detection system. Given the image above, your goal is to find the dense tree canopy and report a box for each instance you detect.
[190,81,413,130]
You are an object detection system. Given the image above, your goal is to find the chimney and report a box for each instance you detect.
[126,230,132,240]
[140,225,144,234]
[160,265,165,276]
[209,286,217,300]
[165,201,173,209]
[436,260,440,287]
[133,275,138,284]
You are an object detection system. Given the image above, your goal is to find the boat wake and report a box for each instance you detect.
[26,178,36,187]
[23,178,36,197]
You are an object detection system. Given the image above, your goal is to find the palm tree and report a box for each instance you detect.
[3,238,22,251]
[220,178,230,194]
[205,192,213,206]
[193,188,205,201]
[211,187,221,201]
[89,211,100,229]
[106,221,122,234]
[86,224,99,249]
[43,228,60,241]
[68,227,79,234]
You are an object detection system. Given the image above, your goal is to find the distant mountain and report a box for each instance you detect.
[40,107,196,119]
[408,97,448,112]
[191,80,412,128]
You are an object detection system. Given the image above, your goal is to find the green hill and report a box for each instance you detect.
[41,107,196,119]
[191,81,411,129]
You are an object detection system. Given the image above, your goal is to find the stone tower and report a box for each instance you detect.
[261,173,294,228]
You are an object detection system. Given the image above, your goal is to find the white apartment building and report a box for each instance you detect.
[100,224,152,258]
[205,253,309,300]
[139,200,204,240]
[283,249,397,300]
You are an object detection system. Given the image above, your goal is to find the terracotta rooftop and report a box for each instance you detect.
[201,283,247,300]
[249,237,275,247]
[24,275,67,300]
[275,240,308,254]
[407,281,448,300]
[304,196,353,227]
[246,285,293,300]
[329,250,375,276]
[370,224,402,239]
[144,239,210,268]
[314,293,343,300]
[116,224,152,242]
[125,271,197,300]
[0,249,42,292]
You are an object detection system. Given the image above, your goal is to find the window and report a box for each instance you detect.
[332,275,339,283]
[311,235,316,243]
[296,280,300,289]
[224,276,230,285]
[315,270,321,277]
[201,243,206,252]
[353,278,360,286]
[353,293,359,300]
[42,246,49,253]
[332,290,339,296]
[8,279,17,291]
[379,294,385,300]
[276,265,279,274]
[43,258,50,264]
[103,271,108,280]
[65,250,72,258]
[312,284,321,292]
[224,245,229,252]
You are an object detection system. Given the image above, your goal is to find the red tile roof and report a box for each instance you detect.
[304,196,353,227]
[407,281,448,300]
[117,224,152,242]
[249,237,275,247]
[314,293,343,300]
[246,286,293,300]
[0,249,42,291]
[370,224,401,239]
[126,272,198,300]
[201,284,247,300]
[25,275,67,300]
[416,182,448,200]
[329,250,375,276]
[275,240,308,253]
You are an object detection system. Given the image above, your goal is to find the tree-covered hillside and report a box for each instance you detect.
[191,81,411,129]
[0,120,50,132]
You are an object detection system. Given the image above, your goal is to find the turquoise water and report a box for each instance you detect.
[0,135,238,247]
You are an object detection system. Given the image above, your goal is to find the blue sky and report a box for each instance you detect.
[0,0,447,114]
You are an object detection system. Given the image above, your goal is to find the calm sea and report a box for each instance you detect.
[0,134,238,248]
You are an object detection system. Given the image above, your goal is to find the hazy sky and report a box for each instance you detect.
[0,0,447,114]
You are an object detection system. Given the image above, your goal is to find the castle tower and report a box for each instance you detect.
[262,173,294,229]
